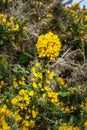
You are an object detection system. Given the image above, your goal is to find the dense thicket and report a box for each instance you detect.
[0,0,87,130]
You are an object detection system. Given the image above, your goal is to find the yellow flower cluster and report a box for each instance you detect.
[0,119,10,130]
[21,120,35,130]
[62,106,70,112]
[61,105,77,113]
[13,110,22,123]
[46,13,53,18]
[0,103,37,129]
[36,32,62,61]
[72,3,80,10]
[32,62,60,105]
[0,57,8,64]
[45,86,59,105]
[0,104,11,117]
[3,0,12,3]
[0,14,20,32]
[13,76,25,88]
[10,81,38,130]
[46,2,53,9]
[13,108,37,129]
[0,104,11,130]
[0,80,5,89]
[58,77,67,89]
[11,89,31,110]
[46,69,55,80]
[80,98,87,111]
[84,120,87,128]
[69,9,79,22]
[32,64,43,81]
[58,123,80,130]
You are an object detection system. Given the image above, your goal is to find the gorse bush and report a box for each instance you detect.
[0,13,28,49]
[0,32,87,130]
[0,0,87,130]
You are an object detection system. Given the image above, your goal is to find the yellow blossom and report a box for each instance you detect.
[25,115,30,119]
[0,104,7,113]
[23,27,27,31]
[29,90,35,97]
[64,106,70,112]
[7,22,13,27]
[39,2,42,7]
[32,82,37,88]
[11,98,18,105]
[46,80,50,85]
[84,120,87,128]
[72,3,80,10]
[22,120,29,127]
[0,14,4,17]
[19,89,25,95]
[12,24,19,31]
[13,81,18,88]
[29,120,35,128]
[13,77,17,81]
[19,80,25,85]
[38,17,41,20]
[3,0,12,3]
[10,16,15,20]
[58,123,80,130]
[14,111,22,123]
[21,127,28,130]
[71,106,77,111]
[42,93,47,98]
[38,82,42,88]
[1,57,8,64]
[48,71,55,80]
[57,77,67,88]
[1,120,10,130]
[32,110,38,118]
[35,62,40,67]
[0,80,5,86]
[2,17,6,23]
[36,32,62,61]
[8,0,12,2]
[46,13,53,18]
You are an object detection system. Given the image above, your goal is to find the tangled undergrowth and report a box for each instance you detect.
[0,0,87,130]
